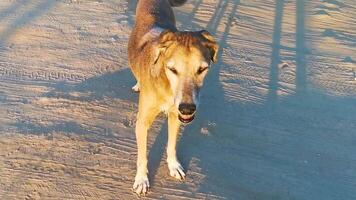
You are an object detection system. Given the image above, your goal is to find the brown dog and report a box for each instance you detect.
[128,0,218,196]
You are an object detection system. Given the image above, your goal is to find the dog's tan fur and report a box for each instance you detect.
[128,0,218,195]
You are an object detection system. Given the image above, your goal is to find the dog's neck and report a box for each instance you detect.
[138,26,166,49]
[148,26,166,38]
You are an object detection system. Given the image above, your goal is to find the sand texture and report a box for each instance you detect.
[0,0,356,199]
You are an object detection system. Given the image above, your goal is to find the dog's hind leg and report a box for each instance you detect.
[132,82,140,93]
[166,111,185,180]
[133,95,159,196]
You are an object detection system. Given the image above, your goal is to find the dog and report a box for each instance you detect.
[128,0,218,196]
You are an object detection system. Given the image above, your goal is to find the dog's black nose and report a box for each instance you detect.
[178,103,196,115]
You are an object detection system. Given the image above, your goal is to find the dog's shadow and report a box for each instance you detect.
[44,68,137,103]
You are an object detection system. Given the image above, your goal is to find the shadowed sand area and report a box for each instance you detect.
[0,0,356,199]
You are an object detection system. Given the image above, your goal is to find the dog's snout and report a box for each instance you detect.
[178,103,196,115]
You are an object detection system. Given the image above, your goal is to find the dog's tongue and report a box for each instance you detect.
[178,114,195,124]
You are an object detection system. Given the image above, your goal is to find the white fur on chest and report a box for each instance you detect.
[160,98,175,114]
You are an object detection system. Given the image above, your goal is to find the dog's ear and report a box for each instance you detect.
[153,30,176,64]
[151,30,176,77]
[199,30,219,63]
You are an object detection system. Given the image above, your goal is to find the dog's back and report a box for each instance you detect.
[128,0,187,80]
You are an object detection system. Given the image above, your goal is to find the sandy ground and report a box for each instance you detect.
[0,0,355,199]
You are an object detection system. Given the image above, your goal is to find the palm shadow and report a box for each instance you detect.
[0,0,57,48]
[0,1,23,22]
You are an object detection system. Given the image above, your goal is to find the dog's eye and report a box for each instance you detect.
[168,67,178,75]
[197,67,208,75]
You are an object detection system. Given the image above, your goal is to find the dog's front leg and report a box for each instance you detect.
[133,98,159,196]
[167,111,185,180]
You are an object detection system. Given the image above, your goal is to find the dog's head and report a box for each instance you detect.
[152,30,218,123]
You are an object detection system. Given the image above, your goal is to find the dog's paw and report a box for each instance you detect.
[168,160,185,180]
[133,174,150,196]
[131,82,140,93]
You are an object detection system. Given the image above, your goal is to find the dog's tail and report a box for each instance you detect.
[169,0,188,7]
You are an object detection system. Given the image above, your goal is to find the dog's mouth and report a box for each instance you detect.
[178,114,195,124]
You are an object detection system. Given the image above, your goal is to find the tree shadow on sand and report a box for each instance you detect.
[0,0,57,48]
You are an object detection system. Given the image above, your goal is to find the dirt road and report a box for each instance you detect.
[0,0,356,199]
